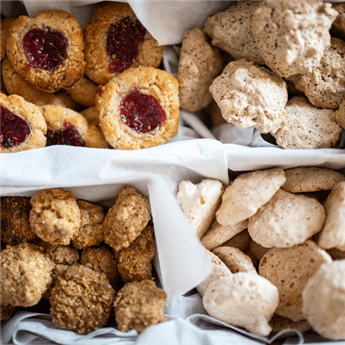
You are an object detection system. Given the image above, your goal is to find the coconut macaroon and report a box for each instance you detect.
[318,182,345,251]
[29,189,81,245]
[203,2,264,65]
[177,28,223,113]
[203,273,279,337]
[251,0,337,78]
[335,99,345,129]
[282,167,345,193]
[271,97,342,149]
[0,243,53,307]
[210,59,288,134]
[248,189,325,248]
[216,169,286,226]
[177,179,224,239]
[96,66,179,149]
[289,38,345,109]
[201,219,248,251]
[196,249,232,297]
[259,241,332,322]
[302,260,345,340]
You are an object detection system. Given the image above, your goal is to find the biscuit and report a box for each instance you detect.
[29,189,81,246]
[222,230,251,252]
[248,189,325,248]
[302,260,345,340]
[251,1,337,77]
[67,76,98,107]
[204,2,264,65]
[96,66,179,149]
[318,182,345,250]
[6,10,86,93]
[259,241,332,322]
[177,179,224,239]
[1,17,16,61]
[335,99,345,129]
[0,93,47,153]
[210,59,288,134]
[84,2,165,85]
[42,104,109,148]
[212,246,257,274]
[216,169,286,226]
[289,38,345,109]
[203,273,279,337]
[80,107,100,127]
[177,28,223,112]
[272,97,342,149]
[269,314,311,334]
[282,167,345,193]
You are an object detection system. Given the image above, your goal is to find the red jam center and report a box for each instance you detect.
[23,28,68,72]
[0,106,31,148]
[46,122,85,147]
[106,17,146,73]
[120,88,166,133]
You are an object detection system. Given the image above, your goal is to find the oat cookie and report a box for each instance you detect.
[203,273,279,337]
[29,189,81,245]
[249,189,325,248]
[67,76,98,107]
[259,241,331,322]
[104,186,150,252]
[50,265,115,334]
[204,2,264,65]
[335,99,345,129]
[114,280,167,333]
[72,201,104,250]
[210,59,288,134]
[0,93,47,153]
[6,10,86,93]
[289,38,345,109]
[84,2,165,86]
[80,107,100,127]
[42,104,109,148]
[216,169,286,226]
[1,17,16,61]
[251,1,337,77]
[272,97,342,149]
[302,260,345,340]
[96,66,179,149]
[282,167,345,193]
[269,314,311,334]
[177,28,222,112]
[0,243,53,307]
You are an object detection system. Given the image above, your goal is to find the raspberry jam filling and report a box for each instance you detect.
[120,88,166,133]
[106,17,146,73]
[46,122,85,147]
[0,106,31,148]
[23,28,68,72]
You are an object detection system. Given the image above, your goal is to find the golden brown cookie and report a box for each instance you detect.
[80,107,100,127]
[335,98,345,129]
[67,76,98,107]
[96,66,179,149]
[0,93,47,153]
[1,17,16,61]
[42,104,109,148]
[6,10,86,93]
[84,2,165,85]
[114,280,167,333]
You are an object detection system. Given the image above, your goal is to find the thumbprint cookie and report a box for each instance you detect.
[6,10,86,93]
[96,66,179,150]
[84,2,165,85]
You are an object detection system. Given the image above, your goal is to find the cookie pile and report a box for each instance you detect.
[177,167,345,339]
[0,2,179,152]
[0,186,167,335]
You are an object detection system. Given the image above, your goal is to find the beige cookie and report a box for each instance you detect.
[249,241,269,262]
[177,28,222,112]
[272,97,342,149]
[1,17,16,61]
[318,182,345,250]
[251,1,336,77]
[203,273,279,337]
[222,230,251,252]
[302,260,345,340]
[67,77,98,107]
[248,189,325,248]
[206,99,227,127]
[204,2,264,65]
[335,99,345,129]
[259,241,332,322]
[216,169,286,226]
[289,38,345,109]
[269,314,311,334]
[201,219,248,251]
[210,59,288,134]
[212,246,256,274]
[282,167,345,193]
